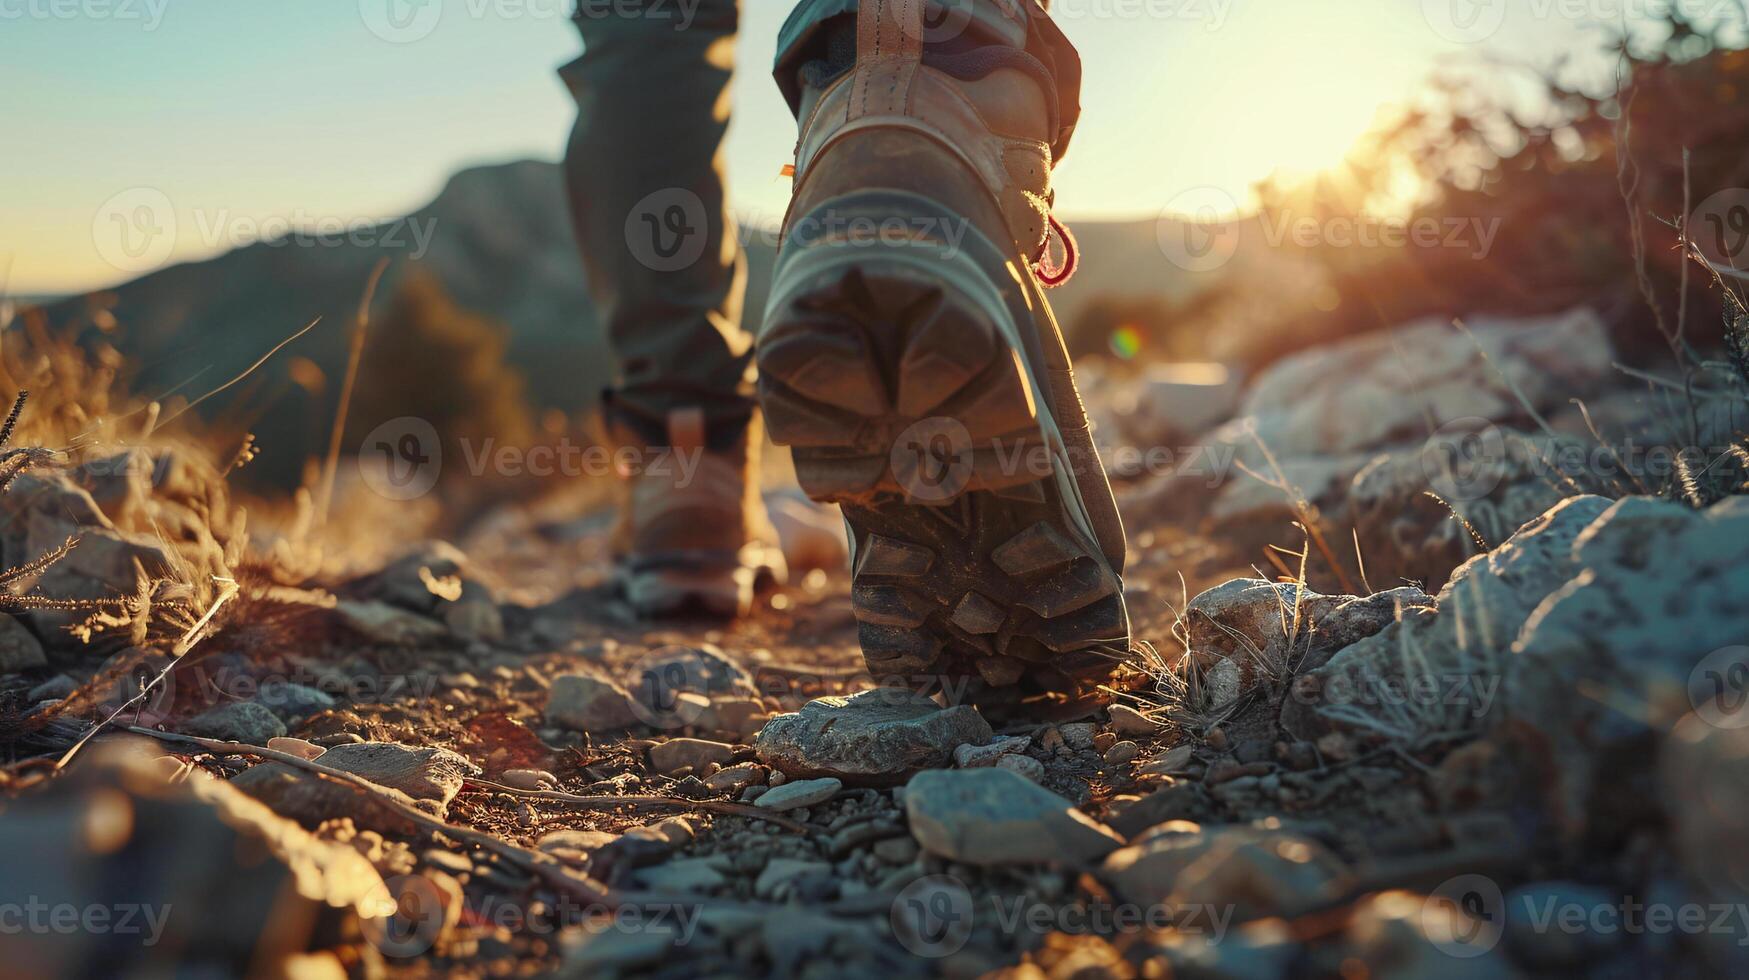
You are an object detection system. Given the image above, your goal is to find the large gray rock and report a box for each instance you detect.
[0,744,387,977]
[1080,360,1245,462]
[1501,495,1749,847]
[1281,495,1613,743]
[1182,579,1433,718]
[1238,308,1611,459]
[1126,308,1614,585]
[186,702,288,744]
[0,613,46,672]
[904,767,1123,867]
[314,741,480,809]
[1102,821,1350,922]
[755,688,993,786]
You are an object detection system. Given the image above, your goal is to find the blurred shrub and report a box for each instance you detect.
[1241,14,1748,367]
[348,268,534,494]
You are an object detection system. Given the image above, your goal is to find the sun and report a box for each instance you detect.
[1118,2,1439,217]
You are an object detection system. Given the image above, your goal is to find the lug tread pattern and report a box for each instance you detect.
[759,261,1130,696]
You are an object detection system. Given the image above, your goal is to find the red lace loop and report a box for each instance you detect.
[1034,212,1077,288]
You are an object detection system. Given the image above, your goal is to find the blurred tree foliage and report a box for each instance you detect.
[348,268,534,485]
[1248,12,1748,366]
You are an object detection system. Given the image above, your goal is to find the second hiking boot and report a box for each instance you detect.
[759,0,1132,697]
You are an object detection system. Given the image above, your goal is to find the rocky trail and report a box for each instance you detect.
[1,305,1747,978]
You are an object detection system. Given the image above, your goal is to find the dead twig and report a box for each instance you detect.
[317,259,391,528]
[119,726,620,906]
[466,778,808,832]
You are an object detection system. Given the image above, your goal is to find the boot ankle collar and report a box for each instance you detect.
[774,0,1080,160]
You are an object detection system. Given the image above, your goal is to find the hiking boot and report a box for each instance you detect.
[610,407,787,618]
[759,0,1131,696]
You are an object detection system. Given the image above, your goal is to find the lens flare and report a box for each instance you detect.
[1109,324,1143,360]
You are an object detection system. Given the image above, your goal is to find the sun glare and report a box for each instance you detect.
[1134,3,1436,217]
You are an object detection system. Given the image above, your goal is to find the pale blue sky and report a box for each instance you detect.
[1,0,1727,293]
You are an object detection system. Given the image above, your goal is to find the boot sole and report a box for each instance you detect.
[758,192,1130,695]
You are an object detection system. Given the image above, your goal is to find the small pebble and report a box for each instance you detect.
[1059,722,1097,750]
[754,777,841,811]
[266,736,325,761]
[1108,704,1158,736]
[499,769,557,791]
[872,837,919,864]
[1104,740,1140,765]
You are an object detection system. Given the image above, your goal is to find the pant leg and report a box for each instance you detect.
[560,0,751,449]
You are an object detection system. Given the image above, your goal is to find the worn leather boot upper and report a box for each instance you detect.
[775,0,1085,288]
[610,408,787,618]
